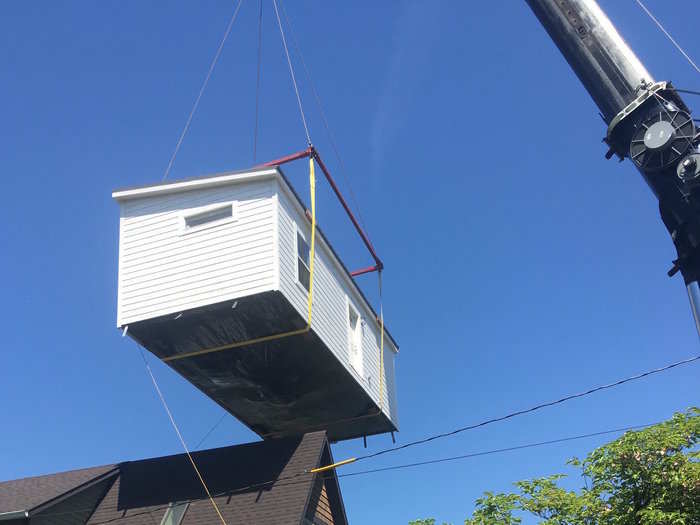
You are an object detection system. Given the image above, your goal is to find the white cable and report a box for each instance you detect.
[271,0,312,145]
[635,0,700,74]
[277,0,370,234]
[162,0,244,181]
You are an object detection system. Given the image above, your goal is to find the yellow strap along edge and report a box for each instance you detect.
[163,157,317,363]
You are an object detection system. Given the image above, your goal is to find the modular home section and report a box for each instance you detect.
[116,170,279,327]
[113,167,399,442]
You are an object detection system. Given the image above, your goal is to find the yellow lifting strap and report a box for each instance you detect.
[163,157,317,364]
[379,270,385,414]
[308,457,357,474]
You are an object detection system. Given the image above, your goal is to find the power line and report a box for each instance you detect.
[339,422,655,478]
[271,0,311,146]
[349,354,700,464]
[194,412,228,450]
[132,352,696,493]
[39,419,669,524]
[635,0,700,74]
[162,0,244,181]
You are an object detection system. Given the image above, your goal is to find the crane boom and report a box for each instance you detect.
[525,0,700,336]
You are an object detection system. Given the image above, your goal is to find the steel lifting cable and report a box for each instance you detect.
[162,156,317,363]
[271,0,312,146]
[635,0,700,74]
[253,0,264,162]
[277,0,371,236]
[162,0,244,181]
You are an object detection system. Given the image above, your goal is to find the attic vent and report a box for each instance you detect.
[183,203,234,231]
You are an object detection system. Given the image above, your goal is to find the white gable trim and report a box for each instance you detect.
[112,168,279,201]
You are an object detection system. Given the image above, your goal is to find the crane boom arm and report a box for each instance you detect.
[525,0,700,336]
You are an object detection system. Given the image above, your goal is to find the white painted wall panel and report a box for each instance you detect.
[276,181,398,427]
[117,179,276,326]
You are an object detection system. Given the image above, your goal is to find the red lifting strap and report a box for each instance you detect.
[261,147,383,275]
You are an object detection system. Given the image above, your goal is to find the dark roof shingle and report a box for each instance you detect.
[89,432,332,525]
[0,465,116,514]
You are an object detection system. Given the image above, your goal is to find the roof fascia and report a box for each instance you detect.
[112,168,279,201]
[297,436,348,525]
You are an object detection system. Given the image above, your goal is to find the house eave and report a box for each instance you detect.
[112,167,280,201]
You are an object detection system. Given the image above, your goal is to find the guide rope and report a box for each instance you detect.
[635,0,700,74]
[137,348,228,525]
[162,155,316,363]
[272,0,311,145]
[162,0,244,181]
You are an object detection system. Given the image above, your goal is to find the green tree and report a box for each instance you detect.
[412,408,699,525]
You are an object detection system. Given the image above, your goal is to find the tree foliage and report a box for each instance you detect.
[413,409,699,525]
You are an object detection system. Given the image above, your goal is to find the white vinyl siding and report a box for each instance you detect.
[114,169,398,429]
[277,181,398,425]
[117,179,276,326]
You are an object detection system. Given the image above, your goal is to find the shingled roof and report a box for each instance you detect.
[0,432,347,525]
[0,465,117,516]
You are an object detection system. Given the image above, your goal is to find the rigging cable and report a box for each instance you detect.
[253,0,264,162]
[271,0,312,146]
[162,0,244,181]
[277,0,370,235]
[137,347,228,525]
[635,0,700,74]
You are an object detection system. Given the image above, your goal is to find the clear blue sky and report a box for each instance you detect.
[1,1,698,523]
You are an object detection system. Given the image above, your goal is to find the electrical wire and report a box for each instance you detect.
[162,0,244,181]
[338,422,656,478]
[194,412,228,450]
[635,0,700,75]
[137,348,228,525]
[349,354,700,464]
[253,0,264,162]
[38,419,668,524]
[271,0,311,146]
[277,0,370,236]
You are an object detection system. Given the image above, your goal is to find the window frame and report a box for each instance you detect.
[295,224,311,293]
[159,502,189,525]
[346,297,364,377]
[179,201,237,235]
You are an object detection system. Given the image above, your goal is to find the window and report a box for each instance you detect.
[183,203,233,231]
[347,303,363,375]
[160,502,189,525]
[297,231,311,291]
